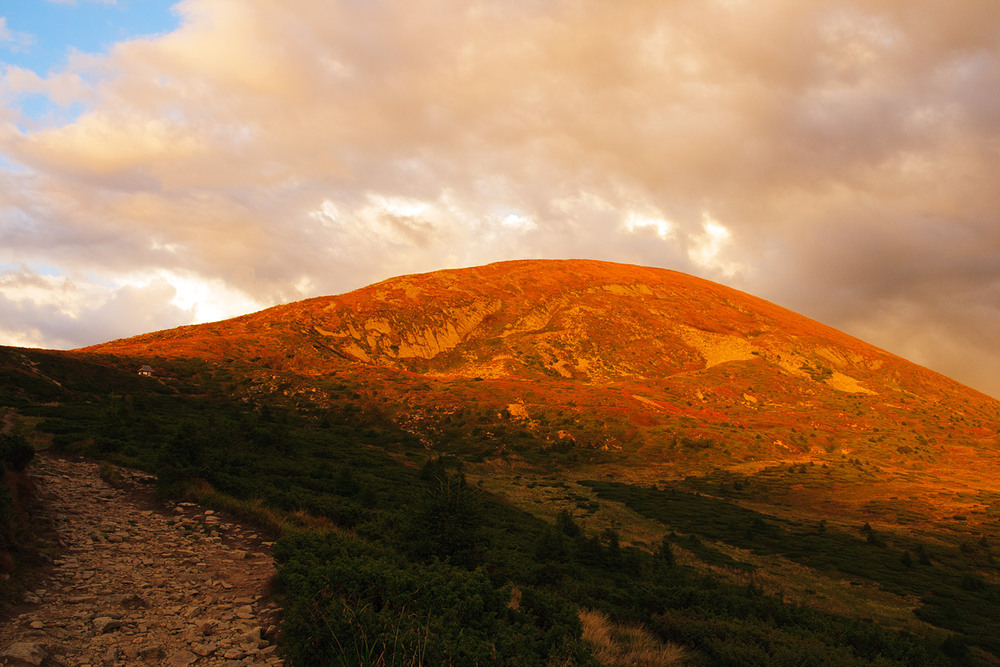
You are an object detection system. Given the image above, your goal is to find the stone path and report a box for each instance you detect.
[1,455,283,666]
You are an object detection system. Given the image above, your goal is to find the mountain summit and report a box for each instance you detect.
[83,259,935,387]
[85,259,999,475]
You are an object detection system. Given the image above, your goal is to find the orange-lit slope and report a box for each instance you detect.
[83,259,1000,462]
[81,260,957,387]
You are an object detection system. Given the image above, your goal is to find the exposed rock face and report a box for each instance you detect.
[314,299,504,363]
[0,456,282,666]
[80,259,896,389]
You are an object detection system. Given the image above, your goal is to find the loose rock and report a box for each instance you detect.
[0,455,281,665]
[0,642,47,666]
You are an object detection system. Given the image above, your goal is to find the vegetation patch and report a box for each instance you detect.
[583,478,1000,656]
[0,430,37,606]
[0,346,993,663]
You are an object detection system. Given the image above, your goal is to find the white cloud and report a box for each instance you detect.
[142,269,264,325]
[624,212,675,241]
[0,267,193,348]
[1,65,91,110]
[0,18,34,53]
[0,265,266,348]
[15,111,203,176]
[688,216,744,278]
[500,212,536,231]
[0,270,90,319]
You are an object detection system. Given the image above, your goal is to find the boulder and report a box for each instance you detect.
[0,642,48,666]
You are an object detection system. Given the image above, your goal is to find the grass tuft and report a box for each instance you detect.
[580,608,686,667]
[178,478,338,536]
[98,462,124,487]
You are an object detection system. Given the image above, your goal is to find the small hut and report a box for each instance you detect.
[137,365,155,377]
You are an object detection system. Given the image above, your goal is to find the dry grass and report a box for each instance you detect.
[98,462,124,487]
[580,608,686,667]
[471,472,669,552]
[180,479,339,536]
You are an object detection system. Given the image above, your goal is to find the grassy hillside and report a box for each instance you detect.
[5,261,1000,663]
[2,344,996,664]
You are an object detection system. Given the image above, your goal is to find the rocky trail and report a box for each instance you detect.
[1,455,283,667]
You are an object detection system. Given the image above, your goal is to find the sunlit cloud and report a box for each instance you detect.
[500,213,536,232]
[688,216,743,278]
[0,267,192,347]
[143,269,264,325]
[1,65,90,109]
[624,212,675,242]
[0,270,90,319]
[17,111,203,176]
[0,265,265,346]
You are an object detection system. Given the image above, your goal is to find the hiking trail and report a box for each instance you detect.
[1,454,283,666]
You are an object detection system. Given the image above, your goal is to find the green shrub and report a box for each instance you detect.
[0,434,33,472]
[401,471,485,569]
[275,531,592,666]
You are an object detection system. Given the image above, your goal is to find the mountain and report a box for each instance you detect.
[8,259,1000,662]
[84,259,1000,475]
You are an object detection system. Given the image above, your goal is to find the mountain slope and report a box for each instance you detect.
[10,259,1000,661]
[83,259,1000,468]
[86,259,895,383]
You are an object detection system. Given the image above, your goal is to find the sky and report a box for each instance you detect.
[1,0,999,399]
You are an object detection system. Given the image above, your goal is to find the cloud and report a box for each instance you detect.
[0,268,191,348]
[624,213,676,242]
[0,18,34,54]
[0,265,268,348]
[688,216,743,278]
[843,285,1000,402]
[1,65,90,110]
[1,0,999,397]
